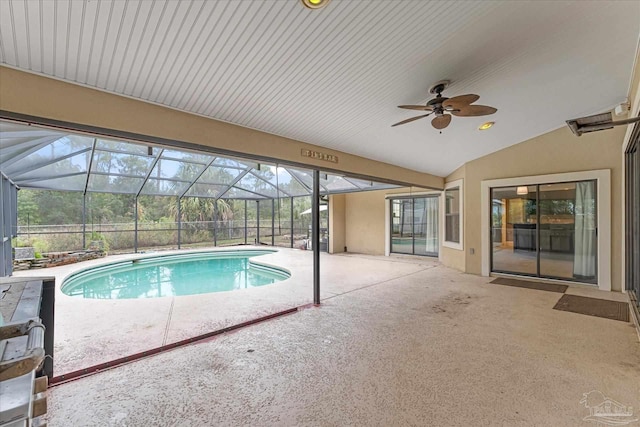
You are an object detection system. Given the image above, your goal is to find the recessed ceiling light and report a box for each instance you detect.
[478,121,495,131]
[301,0,331,9]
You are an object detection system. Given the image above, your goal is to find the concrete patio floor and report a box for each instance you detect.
[14,247,438,375]
[35,250,639,426]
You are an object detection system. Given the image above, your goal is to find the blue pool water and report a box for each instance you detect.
[61,251,289,299]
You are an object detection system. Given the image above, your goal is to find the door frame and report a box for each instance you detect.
[480,169,611,291]
[385,191,441,258]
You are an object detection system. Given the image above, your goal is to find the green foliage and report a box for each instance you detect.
[31,238,49,254]
[13,236,50,253]
[15,188,322,253]
[88,231,110,251]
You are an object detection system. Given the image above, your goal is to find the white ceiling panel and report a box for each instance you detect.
[1,0,638,177]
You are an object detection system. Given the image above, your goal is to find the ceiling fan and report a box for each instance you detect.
[392,80,497,130]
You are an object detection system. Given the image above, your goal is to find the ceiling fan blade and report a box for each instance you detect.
[442,94,479,108]
[391,113,432,127]
[451,105,497,117]
[431,114,451,130]
[398,105,434,111]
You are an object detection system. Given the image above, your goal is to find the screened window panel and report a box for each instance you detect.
[161,149,213,164]
[321,175,358,192]
[251,166,279,186]
[0,121,64,139]
[346,177,375,188]
[4,136,92,175]
[279,174,311,196]
[140,178,191,196]
[148,159,205,182]
[236,174,279,198]
[224,187,268,199]
[96,139,150,155]
[12,151,90,180]
[91,151,155,176]
[288,169,314,188]
[445,187,461,243]
[197,166,242,185]
[1,121,403,201]
[183,183,228,198]
[88,174,145,193]
[0,134,62,156]
[212,157,255,169]
[24,174,87,191]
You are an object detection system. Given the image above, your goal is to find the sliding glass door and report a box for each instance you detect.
[391,196,438,257]
[626,125,639,309]
[490,180,597,284]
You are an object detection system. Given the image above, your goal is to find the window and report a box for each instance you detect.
[443,179,463,249]
[480,169,611,291]
[490,181,597,284]
[389,196,439,256]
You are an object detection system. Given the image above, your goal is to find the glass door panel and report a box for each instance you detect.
[390,197,438,256]
[414,197,439,256]
[539,182,592,281]
[567,181,596,282]
[491,180,597,284]
[491,186,538,275]
[391,199,414,254]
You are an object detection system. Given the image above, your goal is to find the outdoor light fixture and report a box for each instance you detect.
[301,0,331,9]
[566,111,640,136]
[516,186,529,196]
[479,121,494,131]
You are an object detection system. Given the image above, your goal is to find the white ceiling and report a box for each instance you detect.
[0,0,638,177]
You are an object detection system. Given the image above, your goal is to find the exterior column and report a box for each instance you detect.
[313,170,320,305]
[177,197,181,249]
[134,196,138,253]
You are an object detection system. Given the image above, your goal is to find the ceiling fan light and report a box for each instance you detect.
[479,121,494,130]
[301,0,331,9]
[516,186,529,196]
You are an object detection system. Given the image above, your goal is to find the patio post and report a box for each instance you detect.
[213,199,218,247]
[244,199,247,244]
[271,199,275,246]
[290,197,294,248]
[82,193,86,249]
[256,200,260,245]
[177,197,181,249]
[134,196,138,253]
[313,170,320,305]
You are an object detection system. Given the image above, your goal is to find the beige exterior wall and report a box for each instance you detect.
[329,194,346,254]
[0,66,443,190]
[342,187,435,255]
[344,190,388,255]
[461,125,627,291]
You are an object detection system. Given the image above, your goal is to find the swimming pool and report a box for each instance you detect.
[61,250,289,299]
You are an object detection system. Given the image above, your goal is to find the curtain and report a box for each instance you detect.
[573,181,597,278]
[425,197,439,254]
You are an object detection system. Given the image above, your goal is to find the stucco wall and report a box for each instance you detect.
[344,190,387,255]
[343,187,435,255]
[329,194,346,254]
[461,125,627,291]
